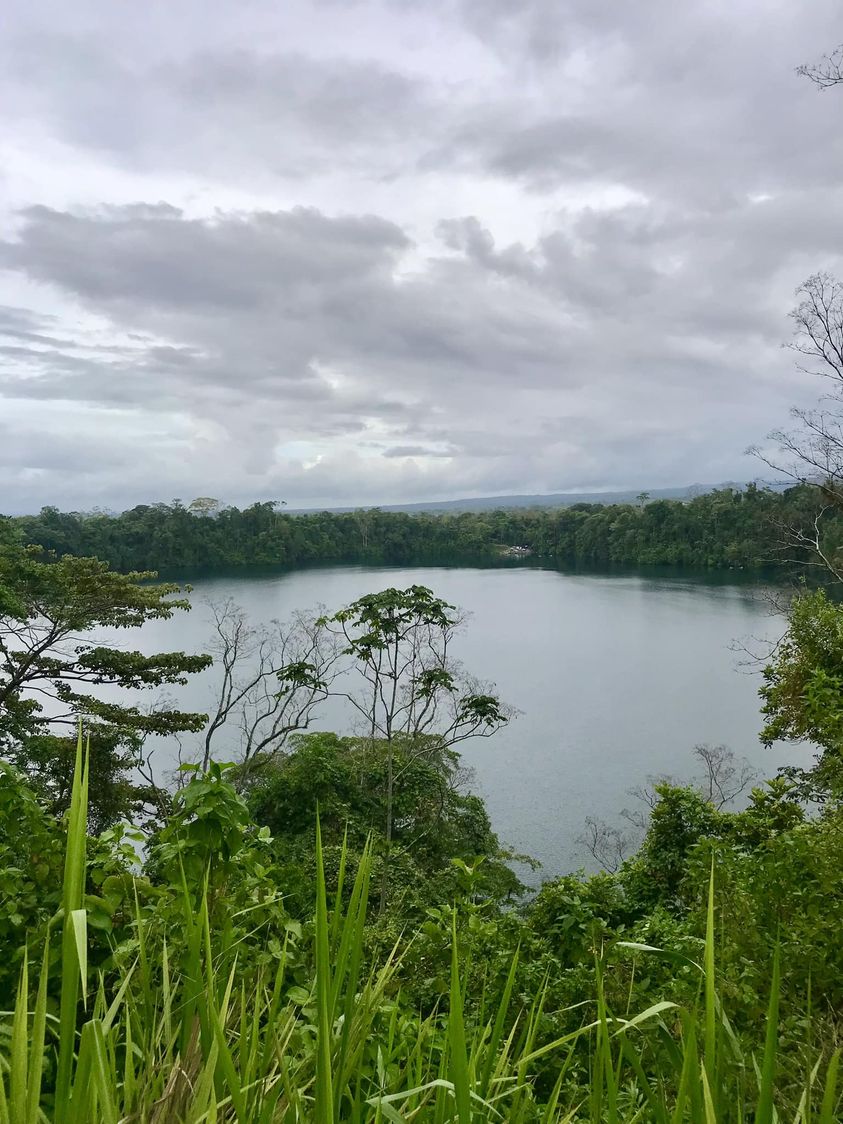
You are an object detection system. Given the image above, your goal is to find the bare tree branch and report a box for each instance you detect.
[692,744,757,809]
[200,599,342,773]
[577,817,633,873]
[797,44,843,90]
[579,745,757,871]
[749,274,843,579]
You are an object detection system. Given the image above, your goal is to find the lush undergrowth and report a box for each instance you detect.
[1,733,841,1122]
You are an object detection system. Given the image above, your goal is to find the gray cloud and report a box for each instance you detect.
[0,0,842,510]
[1,34,442,185]
[382,444,458,458]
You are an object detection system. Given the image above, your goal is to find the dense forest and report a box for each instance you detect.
[6,481,834,574]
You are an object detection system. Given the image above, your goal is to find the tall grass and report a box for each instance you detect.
[0,740,839,1121]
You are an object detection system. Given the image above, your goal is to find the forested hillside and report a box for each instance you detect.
[6,481,830,573]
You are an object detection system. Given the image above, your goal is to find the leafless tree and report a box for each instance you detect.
[692,743,757,809]
[621,775,672,831]
[749,275,843,579]
[752,275,843,486]
[625,745,755,816]
[579,817,633,874]
[797,44,843,90]
[133,730,174,823]
[746,49,843,580]
[789,273,843,383]
[200,599,342,773]
[768,507,843,584]
[578,745,757,870]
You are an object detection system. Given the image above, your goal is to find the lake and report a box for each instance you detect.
[127,563,795,879]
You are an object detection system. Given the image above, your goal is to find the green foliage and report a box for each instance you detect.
[245,732,522,915]
[2,510,843,1117]
[0,761,65,953]
[2,752,842,1121]
[621,784,723,911]
[15,729,158,833]
[321,585,510,745]
[724,776,805,847]
[0,536,211,825]
[154,761,255,885]
[689,804,843,1018]
[5,481,832,574]
[761,589,843,788]
[0,751,142,1016]
[527,871,631,963]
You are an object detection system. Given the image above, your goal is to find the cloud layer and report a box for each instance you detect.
[1,0,842,511]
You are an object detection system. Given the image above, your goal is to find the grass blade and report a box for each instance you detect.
[755,944,781,1124]
[448,913,473,1124]
[55,725,89,1124]
[314,814,335,1124]
[818,1049,840,1124]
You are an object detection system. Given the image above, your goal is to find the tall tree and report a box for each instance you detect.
[761,275,843,487]
[0,527,210,824]
[751,274,843,575]
[321,585,511,909]
[750,50,843,797]
[751,47,843,574]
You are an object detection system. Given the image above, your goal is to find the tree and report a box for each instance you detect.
[749,40,843,572]
[18,728,164,833]
[245,731,522,915]
[759,276,843,481]
[760,588,843,794]
[692,743,758,809]
[747,274,843,576]
[198,598,342,772]
[579,744,756,871]
[321,585,512,909]
[0,535,211,825]
[747,230,843,788]
[187,496,222,518]
[745,55,843,800]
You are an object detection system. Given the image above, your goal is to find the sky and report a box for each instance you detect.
[1,0,842,513]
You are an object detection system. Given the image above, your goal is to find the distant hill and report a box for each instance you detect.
[288,481,783,515]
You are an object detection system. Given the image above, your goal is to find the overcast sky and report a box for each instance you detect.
[1,0,842,512]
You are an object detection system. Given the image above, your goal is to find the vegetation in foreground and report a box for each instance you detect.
[2,496,843,1118]
[0,728,842,1122]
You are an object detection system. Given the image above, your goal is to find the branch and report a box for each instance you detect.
[797,45,843,90]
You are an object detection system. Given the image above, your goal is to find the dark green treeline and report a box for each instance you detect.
[5,482,830,573]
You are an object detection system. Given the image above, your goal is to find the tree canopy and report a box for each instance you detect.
[4,482,834,575]
[0,530,210,825]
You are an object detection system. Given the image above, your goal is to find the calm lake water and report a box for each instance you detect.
[126,563,795,879]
